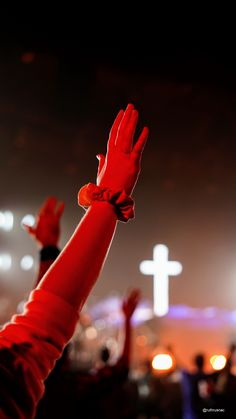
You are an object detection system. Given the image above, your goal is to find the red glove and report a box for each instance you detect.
[78,104,149,220]
[96,104,149,195]
[24,197,65,247]
[122,288,141,320]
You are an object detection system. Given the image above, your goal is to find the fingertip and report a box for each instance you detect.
[117,109,124,121]
[141,127,149,141]
[131,110,139,124]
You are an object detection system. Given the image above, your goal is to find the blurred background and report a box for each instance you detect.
[0,19,236,369]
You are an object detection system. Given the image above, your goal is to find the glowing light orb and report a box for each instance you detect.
[210,355,226,370]
[152,354,173,371]
[21,214,35,228]
[0,254,12,270]
[0,211,14,231]
[20,255,34,271]
[85,327,98,340]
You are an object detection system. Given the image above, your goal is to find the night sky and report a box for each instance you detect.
[0,23,236,363]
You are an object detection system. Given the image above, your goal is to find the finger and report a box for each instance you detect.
[107,109,124,149]
[116,105,140,153]
[131,126,149,164]
[96,153,106,177]
[121,109,139,153]
[39,196,57,215]
[116,104,134,137]
[56,201,65,218]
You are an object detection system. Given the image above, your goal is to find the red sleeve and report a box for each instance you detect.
[0,289,79,419]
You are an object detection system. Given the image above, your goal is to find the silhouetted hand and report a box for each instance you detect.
[122,288,141,320]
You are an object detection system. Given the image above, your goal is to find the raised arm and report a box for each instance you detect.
[120,288,141,367]
[24,197,64,286]
[0,104,148,418]
[38,104,148,310]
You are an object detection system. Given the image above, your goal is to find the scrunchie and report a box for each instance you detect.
[78,183,135,222]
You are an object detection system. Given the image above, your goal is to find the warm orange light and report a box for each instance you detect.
[210,355,226,370]
[152,354,173,371]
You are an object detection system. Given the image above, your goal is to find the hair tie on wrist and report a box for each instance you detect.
[78,183,135,222]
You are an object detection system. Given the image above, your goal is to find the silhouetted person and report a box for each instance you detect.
[211,343,236,416]
[74,289,140,419]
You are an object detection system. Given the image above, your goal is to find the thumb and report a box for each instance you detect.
[23,224,36,236]
[96,154,106,177]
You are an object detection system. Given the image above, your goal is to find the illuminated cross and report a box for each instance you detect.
[140,244,182,317]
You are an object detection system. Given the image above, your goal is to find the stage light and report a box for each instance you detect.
[0,254,12,270]
[0,211,14,231]
[152,354,173,371]
[210,355,226,370]
[85,327,98,340]
[21,214,35,228]
[20,255,34,271]
[140,244,182,317]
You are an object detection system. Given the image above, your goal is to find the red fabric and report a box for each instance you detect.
[78,183,135,222]
[0,289,78,419]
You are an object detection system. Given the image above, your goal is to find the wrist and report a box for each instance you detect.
[78,183,135,222]
[125,316,131,324]
[40,246,60,261]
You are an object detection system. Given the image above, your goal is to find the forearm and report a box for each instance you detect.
[36,261,53,286]
[35,247,60,286]
[38,201,117,310]
[121,318,131,366]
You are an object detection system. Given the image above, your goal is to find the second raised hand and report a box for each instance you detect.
[24,197,65,247]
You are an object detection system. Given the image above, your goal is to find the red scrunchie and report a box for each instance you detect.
[78,183,135,222]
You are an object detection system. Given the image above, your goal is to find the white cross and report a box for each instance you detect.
[140,244,182,317]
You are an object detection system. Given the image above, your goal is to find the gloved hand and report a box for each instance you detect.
[24,197,64,247]
[96,103,149,195]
